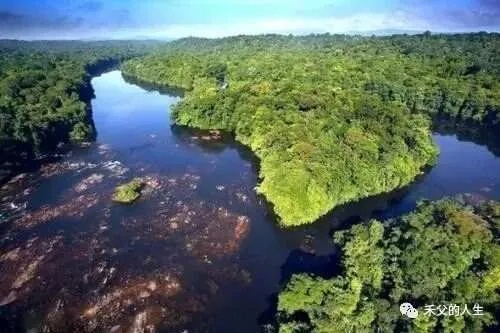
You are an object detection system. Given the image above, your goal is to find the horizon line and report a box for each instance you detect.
[2,29,500,42]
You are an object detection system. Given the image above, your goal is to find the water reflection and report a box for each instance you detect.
[433,117,500,158]
[122,72,185,98]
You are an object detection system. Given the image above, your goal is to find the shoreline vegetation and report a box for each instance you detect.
[0,40,163,183]
[273,197,500,332]
[121,33,499,226]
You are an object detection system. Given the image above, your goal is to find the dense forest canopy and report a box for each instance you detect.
[0,40,164,180]
[122,33,500,226]
[0,32,498,333]
[276,198,500,332]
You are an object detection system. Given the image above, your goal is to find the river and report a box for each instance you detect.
[0,70,499,332]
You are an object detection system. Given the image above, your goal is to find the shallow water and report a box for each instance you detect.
[1,70,499,332]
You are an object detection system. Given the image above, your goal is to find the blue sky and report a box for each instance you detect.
[0,0,499,39]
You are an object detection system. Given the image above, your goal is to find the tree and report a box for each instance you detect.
[275,198,500,332]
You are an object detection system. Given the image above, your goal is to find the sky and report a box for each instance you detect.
[0,0,499,40]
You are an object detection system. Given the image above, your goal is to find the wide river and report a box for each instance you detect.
[1,70,499,332]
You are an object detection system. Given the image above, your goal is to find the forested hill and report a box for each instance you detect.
[0,40,164,181]
[122,33,500,226]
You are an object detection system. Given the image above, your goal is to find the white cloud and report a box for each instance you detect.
[105,11,434,39]
[10,9,498,40]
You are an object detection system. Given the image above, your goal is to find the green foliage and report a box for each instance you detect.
[0,40,163,170]
[205,62,228,84]
[478,200,500,234]
[69,122,93,142]
[278,274,376,333]
[276,199,500,332]
[111,178,144,203]
[123,33,500,225]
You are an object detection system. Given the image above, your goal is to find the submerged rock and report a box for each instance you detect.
[12,255,44,288]
[235,192,249,203]
[299,234,316,254]
[74,173,104,193]
[16,194,100,228]
[40,161,97,178]
[129,311,149,333]
[480,186,492,193]
[102,160,129,177]
[0,290,17,306]
[190,129,223,142]
[81,274,183,330]
[463,192,488,205]
[0,235,63,310]
[143,176,162,190]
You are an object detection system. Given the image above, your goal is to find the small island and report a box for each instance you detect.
[112,178,144,203]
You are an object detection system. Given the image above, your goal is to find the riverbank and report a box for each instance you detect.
[0,40,166,185]
[0,60,111,186]
[121,61,438,227]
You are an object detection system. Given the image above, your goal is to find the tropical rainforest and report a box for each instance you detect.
[275,198,500,332]
[0,33,499,333]
[0,40,161,180]
[122,33,500,226]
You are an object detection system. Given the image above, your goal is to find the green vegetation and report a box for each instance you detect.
[112,178,144,203]
[275,198,500,332]
[122,33,499,225]
[0,40,163,180]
